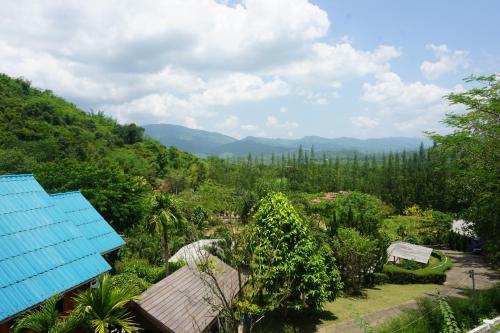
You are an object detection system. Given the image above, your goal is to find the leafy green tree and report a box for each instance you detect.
[75,274,138,333]
[331,227,382,293]
[430,74,499,261]
[249,192,342,310]
[12,295,83,333]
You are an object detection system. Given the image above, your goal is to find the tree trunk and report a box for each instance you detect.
[161,229,170,276]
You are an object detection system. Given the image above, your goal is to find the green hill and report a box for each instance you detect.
[0,73,196,231]
[143,123,237,156]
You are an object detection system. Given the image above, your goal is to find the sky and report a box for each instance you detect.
[1,0,499,139]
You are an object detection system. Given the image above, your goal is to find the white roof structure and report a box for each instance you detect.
[451,219,476,238]
[168,239,221,266]
[387,241,432,264]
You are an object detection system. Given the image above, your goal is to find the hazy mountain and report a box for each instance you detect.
[144,123,432,157]
[143,124,237,155]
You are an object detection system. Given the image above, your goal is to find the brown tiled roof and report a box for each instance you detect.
[134,258,245,333]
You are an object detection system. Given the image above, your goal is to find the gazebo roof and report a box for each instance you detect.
[387,241,432,264]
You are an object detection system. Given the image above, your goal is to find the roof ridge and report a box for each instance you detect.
[0,174,34,181]
[50,191,82,197]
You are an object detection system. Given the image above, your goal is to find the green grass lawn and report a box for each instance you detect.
[254,283,439,333]
[319,284,439,325]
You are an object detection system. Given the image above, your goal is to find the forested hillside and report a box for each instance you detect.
[0,73,197,231]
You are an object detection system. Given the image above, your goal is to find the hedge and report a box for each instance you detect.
[382,251,452,284]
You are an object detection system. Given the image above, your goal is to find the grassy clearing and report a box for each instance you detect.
[320,284,439,325]
[254,283,439,332]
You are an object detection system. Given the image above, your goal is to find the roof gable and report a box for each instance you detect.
[0,175,110,322]
[50,191,125,254]
[135,257,245,333]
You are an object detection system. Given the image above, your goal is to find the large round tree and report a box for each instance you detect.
[249,192,342,310]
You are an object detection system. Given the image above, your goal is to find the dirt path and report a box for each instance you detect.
[437,250,498,297]
[320,251,499,333]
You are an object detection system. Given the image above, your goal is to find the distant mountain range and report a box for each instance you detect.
[143,124,432,157]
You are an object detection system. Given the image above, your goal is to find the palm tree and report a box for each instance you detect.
[12,295,83,333]
[74,274,138,333]
[149,192,184,275]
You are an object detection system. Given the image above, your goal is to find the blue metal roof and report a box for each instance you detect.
[0,175,111,322]
[50,191,125,254]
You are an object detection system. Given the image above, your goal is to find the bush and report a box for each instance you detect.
[382,251,452,284]
[383,266,446,284]
[372,272,389,285]
[114,258,165,284]
[110,273,151,295]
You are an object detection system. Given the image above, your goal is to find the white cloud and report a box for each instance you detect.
[216,115,239,129]
[0,0,408,130]
[266,115,298,130]
[240,124,258,131]
[279,107,288,113]
[420,44,469,80]
[0,0,330,73]
[350,116,379,129]
[192,73,289,106]
[274,43,400,84]
[361,72,459,135]
[269,42,400,104]
[103,92,202,126]
[363,72,448,110]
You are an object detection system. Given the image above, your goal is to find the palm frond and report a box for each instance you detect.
[74,274,139,333]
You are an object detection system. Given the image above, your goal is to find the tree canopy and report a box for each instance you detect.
[430,74,500,262]
[249,192,342,310]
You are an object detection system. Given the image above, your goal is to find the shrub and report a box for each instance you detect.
[372,272,389,285]
[382,251,452,284]
[383,266,447,284]
[111,272,151,295]
[115,258,165,283]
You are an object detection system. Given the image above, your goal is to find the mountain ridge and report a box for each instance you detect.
[143,123,432,157]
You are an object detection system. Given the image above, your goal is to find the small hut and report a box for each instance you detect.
[133,257,245,333]
[387,241,432,265]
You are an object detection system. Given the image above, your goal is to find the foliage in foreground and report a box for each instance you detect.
[12,295,82,333]
[74,274,138,333]
[376,285,500,333]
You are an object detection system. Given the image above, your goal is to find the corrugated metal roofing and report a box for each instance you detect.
[0,175,111,322]
[387,241,432,264]
[135,257,246,333]
[50,191,124,254]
